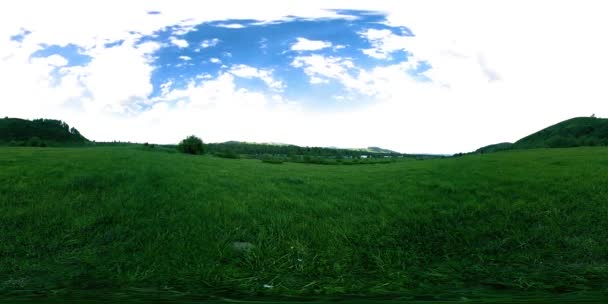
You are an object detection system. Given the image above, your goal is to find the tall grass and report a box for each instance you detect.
[0,146,607,300]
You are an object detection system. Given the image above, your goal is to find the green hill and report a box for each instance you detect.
[0,117,88,146]
[354,146,399,154]
[476,116,608,153]
[514,116,608,148]
[476,142,514,153]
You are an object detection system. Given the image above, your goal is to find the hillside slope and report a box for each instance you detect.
[475,142,514,154]
[476,116,608,153]
[514,116,608,148]
[0,118,88,146]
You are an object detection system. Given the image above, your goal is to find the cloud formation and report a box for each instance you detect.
[291,38,333,51]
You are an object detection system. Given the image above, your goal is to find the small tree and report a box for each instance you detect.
[70,127,81,136]
[27,136,42,147]
[178,135,205,155]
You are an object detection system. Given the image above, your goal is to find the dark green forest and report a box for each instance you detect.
[0,117,88,147]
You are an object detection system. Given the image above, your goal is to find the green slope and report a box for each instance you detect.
[0,117,88,146]
[475,142,514,153]
[476,116,608,153]
[1,146,607,300]
[514,116,608,148]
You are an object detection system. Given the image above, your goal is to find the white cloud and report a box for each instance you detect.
[178,55,192,61]
[359,28,409,59]
[209,57,222,64]
[31,54,69,67]
[215,23,245,29]
[170,36,189,48]
[77,40,161,114]
[310,76,329,84]
[228,64,283,91]
[291,37,332,51]
[140,73,301,144]
[291,54,381,94]
[291,55,350,81]
[201,38,220,48]
[171,24,198,36]
[160,80,173,95]
[259,38,269,50]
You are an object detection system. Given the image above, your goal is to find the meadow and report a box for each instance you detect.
[1,146,607,302]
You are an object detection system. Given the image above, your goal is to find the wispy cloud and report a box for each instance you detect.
[215,23,245,29]
[229,64,283,91]
[201,38,220,48]
[170,37,189,48]
[359,28,408,60]
[291,37,332,51]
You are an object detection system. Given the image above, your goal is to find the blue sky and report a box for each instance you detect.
[1,1,607,153]
[29,10,423,110]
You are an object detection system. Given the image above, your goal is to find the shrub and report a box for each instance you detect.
[214,151,240,159]
[27,136,43,147]
[177,135,205,155]
[261,154,284,164]
[262,158,284,164]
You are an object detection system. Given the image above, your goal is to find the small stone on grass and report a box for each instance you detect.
[231,241,255,252]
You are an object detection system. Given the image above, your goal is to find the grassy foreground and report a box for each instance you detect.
[1,146,607,300]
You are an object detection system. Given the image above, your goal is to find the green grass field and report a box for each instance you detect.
[1,146,607,302]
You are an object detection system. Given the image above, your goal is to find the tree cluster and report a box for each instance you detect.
[177,135,205,155]
[1,117,87,146]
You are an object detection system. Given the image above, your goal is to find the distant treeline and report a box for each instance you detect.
[258,154,400,165]
[0,117,88,146]
[206,141,405,159]
[137,141,443,164]
[1,117,446,162]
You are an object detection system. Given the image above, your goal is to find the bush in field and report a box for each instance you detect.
[177,135,205,155]
[262,158,284,164]
[261,154,284,164]
[214,151,240,159]
[27,136,44,147]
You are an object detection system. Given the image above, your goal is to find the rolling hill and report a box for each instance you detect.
[352,146,399,154]
[515,116,608,148]
[476,116,608,153]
